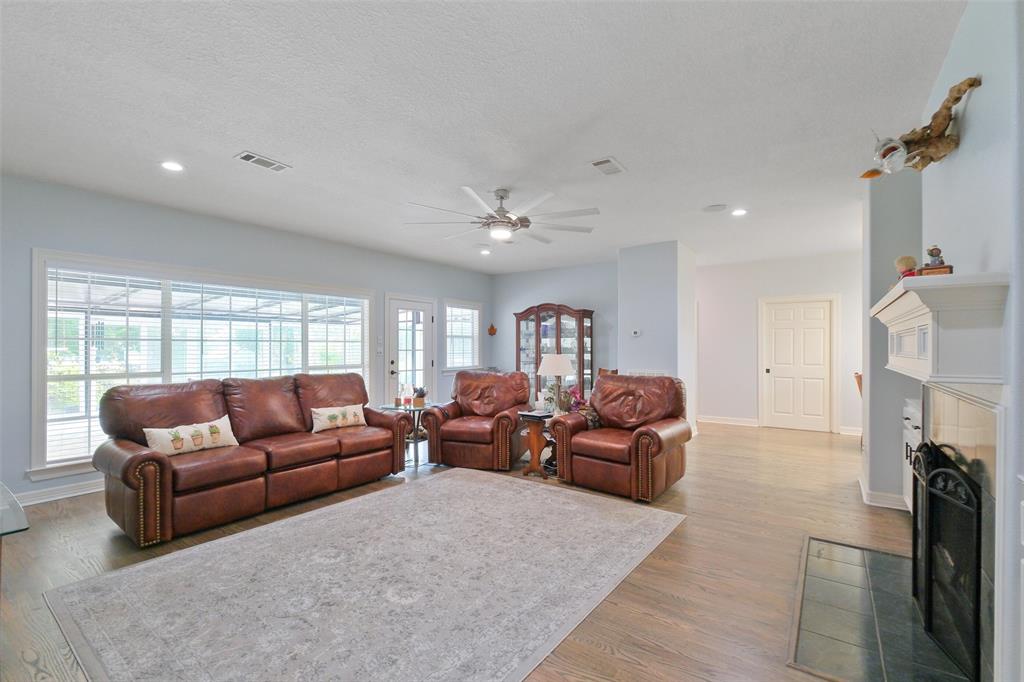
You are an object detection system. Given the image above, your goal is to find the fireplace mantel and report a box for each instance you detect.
[869,272,1010,384]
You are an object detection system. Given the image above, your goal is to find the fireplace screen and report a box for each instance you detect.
[912,442,982,680]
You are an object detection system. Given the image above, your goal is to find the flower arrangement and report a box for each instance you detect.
[413,386,428,408]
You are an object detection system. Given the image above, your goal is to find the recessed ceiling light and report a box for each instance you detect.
[731,208,748,217]
[490,227,513,241]
[480,248,491,256]
[161,160,184,172]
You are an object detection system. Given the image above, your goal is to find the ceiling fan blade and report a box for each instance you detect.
[529,207,600,219]
[533,223,594,233]
[402,221,480,225]
[442,227,483,240]
[407,202,481,219]
[460,186,498,217]
[508,191,554,219]
[524,231,553,244]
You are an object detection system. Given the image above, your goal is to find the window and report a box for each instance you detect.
[445,302,480,369]
[39,257,370,468]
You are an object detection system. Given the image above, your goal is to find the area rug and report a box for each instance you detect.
[46,468,685,681]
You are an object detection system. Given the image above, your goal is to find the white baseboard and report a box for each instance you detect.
[858,475,909,511]
[838,426,863,437]
[15,477,104,506]
[697,415,759,427]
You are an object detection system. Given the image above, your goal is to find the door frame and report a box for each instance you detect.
[384,293,438,400]
[757,294,841,433]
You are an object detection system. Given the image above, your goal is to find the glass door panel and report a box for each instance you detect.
[387,298,435,403]
[538,310,557,394]
[583,316,593,392]
[559,313,578,390]
[519,315,536,400]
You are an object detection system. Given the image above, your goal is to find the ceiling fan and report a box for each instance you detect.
[405,187,599,244]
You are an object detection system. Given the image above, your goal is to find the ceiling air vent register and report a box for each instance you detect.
[235,151,291,172]
[591,157,625,175]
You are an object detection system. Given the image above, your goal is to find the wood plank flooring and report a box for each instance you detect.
[0,423,910,681]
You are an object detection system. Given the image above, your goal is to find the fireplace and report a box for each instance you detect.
[914,383,999,682]
[912,441,982,679]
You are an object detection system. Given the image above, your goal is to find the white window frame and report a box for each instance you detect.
[442,298,483,373]
[30,249,375,479]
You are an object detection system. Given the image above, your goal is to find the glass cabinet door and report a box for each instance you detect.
[519,314,536,399]
[559,313,578,390]
[582,316,593,393]
[538,309,557,394]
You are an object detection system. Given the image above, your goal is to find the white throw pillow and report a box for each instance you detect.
[311,405,366,433]
[144,414,238,455]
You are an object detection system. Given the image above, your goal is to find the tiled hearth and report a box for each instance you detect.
[792,539,966,681]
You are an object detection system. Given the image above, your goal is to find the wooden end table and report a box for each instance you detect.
[519,411,554,479]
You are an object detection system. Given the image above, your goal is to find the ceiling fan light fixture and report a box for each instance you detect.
[490,227,513,241]
[480,248,491,256]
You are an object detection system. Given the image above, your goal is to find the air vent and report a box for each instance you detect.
[235,151,291,172]
[591,156,625,175]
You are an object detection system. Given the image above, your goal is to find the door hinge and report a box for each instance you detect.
[431,360,435,367]
[431,315,434,323]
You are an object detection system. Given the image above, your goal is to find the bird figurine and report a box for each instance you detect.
[861,76,981,179]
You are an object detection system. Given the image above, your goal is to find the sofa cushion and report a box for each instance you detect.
[169,445,267,492]
[100,379,226,446]
[590,375,685,430]
[222,376,306,442]
[440,415,494,444]
[336,426,393,457]
[294,373,370,431]
[451,371,529,417]
[244,432,339,470]
[571,428,633,464]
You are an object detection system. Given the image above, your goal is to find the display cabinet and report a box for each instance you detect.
[514,304,594,399]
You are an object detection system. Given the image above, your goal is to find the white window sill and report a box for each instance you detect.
[27,460,97,481]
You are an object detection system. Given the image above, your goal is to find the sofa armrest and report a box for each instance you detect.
[549,412,589,482]
[421,401,461,464]
[93,439,170,490]
[491,403,532,470]
[93,439,173,546]
[631,418,693,459]
[364,407,414,474]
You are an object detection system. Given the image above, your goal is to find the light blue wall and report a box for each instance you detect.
[617,241,680,374]
[1,175,495,495]
[491,262,618,375]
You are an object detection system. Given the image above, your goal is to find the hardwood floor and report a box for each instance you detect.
[0,423,910,681]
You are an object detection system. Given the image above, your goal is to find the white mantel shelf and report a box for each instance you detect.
[869,272,1010,384]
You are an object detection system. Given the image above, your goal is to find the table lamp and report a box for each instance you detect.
[537,353,575,414]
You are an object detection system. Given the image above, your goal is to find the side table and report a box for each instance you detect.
[519,410,554,479]
[377,403,437,468]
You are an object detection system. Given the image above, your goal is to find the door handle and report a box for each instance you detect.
[389,370,398,376]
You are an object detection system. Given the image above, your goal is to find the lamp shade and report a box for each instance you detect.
[537,353,575,377]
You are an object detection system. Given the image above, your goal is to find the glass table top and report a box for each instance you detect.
[378,403,439,413]
[0,481,29,537]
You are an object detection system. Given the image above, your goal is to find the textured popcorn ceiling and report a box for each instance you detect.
[0,1,963,272]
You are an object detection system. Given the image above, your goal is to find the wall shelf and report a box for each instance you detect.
[869,273,1010,384]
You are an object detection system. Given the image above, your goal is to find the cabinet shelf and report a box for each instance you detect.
[515,303,594,399]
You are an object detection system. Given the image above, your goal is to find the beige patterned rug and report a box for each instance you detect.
[46,468,684,681]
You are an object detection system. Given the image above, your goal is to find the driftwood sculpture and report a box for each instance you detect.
[861,76,981,179]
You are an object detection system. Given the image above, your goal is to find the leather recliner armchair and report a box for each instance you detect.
[422,371,531,470]
[549,374,692,502]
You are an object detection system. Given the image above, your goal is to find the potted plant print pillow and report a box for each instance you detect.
[311,405,367,433]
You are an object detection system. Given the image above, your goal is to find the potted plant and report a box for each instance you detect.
[169,429,184,451]
[327,412,339,428]
[190,427,204,447]
[413,386,428,408]
[208,423,221,444]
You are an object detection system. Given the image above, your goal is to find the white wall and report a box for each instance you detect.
[862,172,922,503]
[1,175,494,496]
[696,250,863,432]
[490,262,617,375]
[617,241,681,375]
[677,244,697,422]
[919,2,1023,677]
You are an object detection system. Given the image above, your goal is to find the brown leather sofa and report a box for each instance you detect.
[421,371,531,470]
[550,374,691,502]
[92,374,411,546]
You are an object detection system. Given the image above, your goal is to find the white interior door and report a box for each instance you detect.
[386,297,435,402]
[761,299,831,432]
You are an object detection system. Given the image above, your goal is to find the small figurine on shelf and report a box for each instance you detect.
[895,255,918,282]
[918,245,954,276]
[412,386,428,408]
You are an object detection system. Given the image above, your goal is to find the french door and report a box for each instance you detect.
[385,296,436,403]
[760,298,832,432]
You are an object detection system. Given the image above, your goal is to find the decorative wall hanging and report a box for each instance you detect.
[861,76,981,179]
[487,324,497,336]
